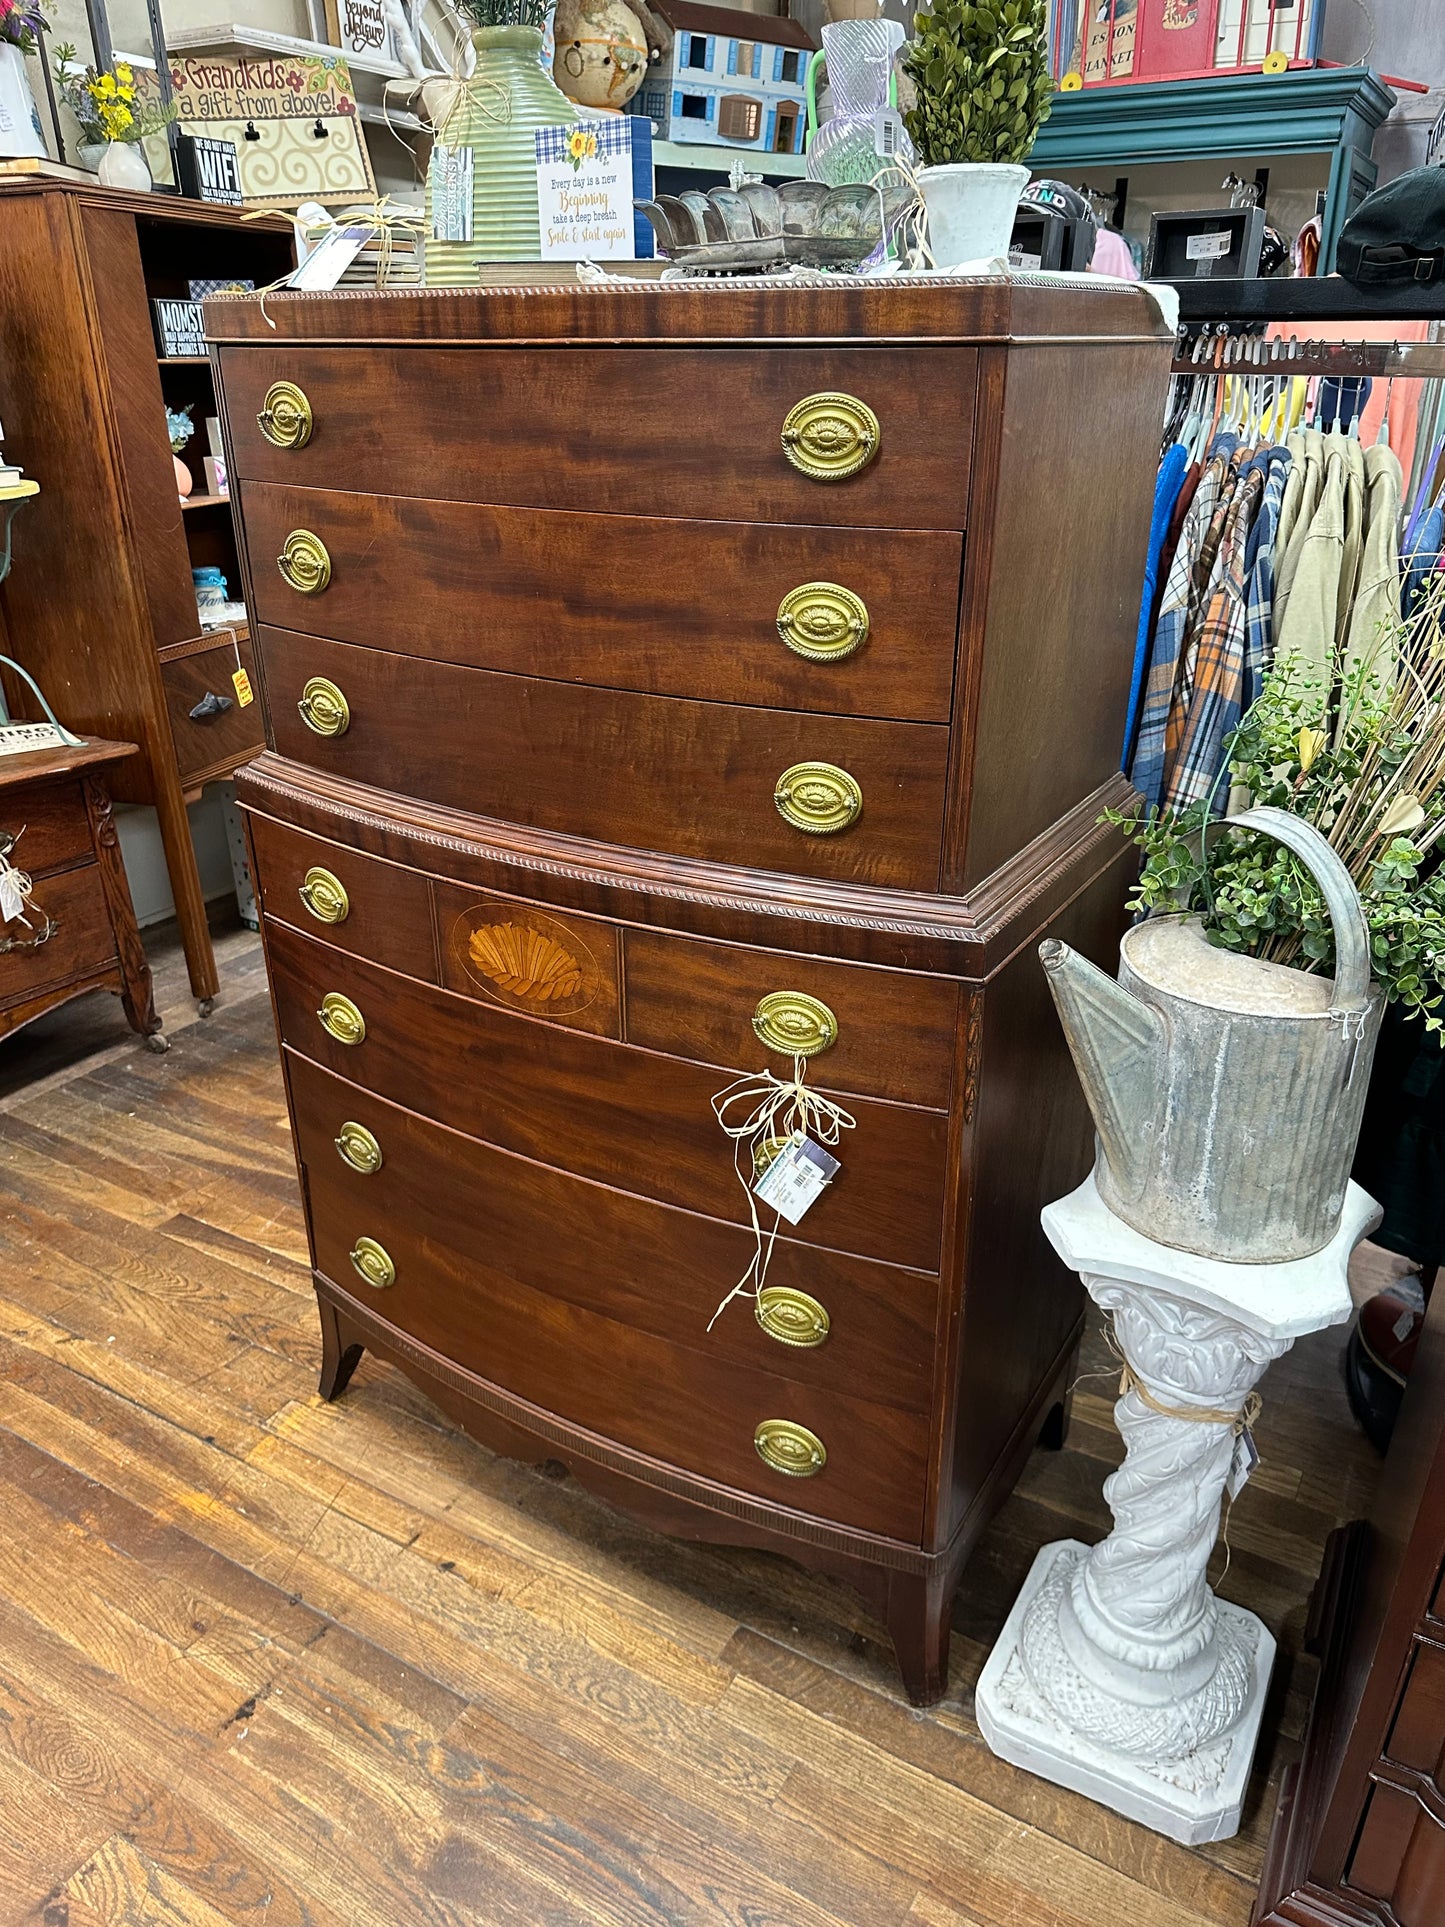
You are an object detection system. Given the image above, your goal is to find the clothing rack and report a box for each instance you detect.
[1171,332,1445,380]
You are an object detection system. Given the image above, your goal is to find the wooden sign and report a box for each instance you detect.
[151,297,206,358]
[175,132,243,205]
[168,51,375,208]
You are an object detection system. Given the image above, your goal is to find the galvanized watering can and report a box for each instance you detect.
[1041,806,1383,1263]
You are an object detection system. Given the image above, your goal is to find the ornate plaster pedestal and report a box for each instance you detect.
[976,1173,1379,1846]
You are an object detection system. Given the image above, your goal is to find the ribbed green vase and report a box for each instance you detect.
[425,25,576,283]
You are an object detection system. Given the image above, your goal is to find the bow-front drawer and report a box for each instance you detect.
[266,920,947,1273]
[258,631,949,891]
[248,812,436,979]
[288,1052,938,1418]
[240,482,962,723]
[219,345,976,531]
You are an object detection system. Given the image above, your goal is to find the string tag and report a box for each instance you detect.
[1226,1428,1260,1502]
[429,145,474,243]
[0,863,23,923]
[232,667,254,707]
[754,1136,839,1226]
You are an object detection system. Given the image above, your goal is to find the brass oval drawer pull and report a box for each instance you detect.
[754,1418,827,1477]
[752,1131,799,1179]
[298,865,349,925]
[756,1287,831,1350]
[335,1120,383,1174]
[753,990,838,1058]
[349,1235,395,1289]
[774,762,862,836]
[776,582,870,662]
[780,392,880,482]
[317,991,366,1046]
[298,676,350,738]
[277,529,331,596]
[257,380,314,450]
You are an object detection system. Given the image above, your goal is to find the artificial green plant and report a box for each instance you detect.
[902,0,1053,168]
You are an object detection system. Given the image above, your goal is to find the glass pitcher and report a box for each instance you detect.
[805,18,912,188]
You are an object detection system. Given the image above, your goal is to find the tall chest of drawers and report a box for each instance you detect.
[211,279,1172,1704]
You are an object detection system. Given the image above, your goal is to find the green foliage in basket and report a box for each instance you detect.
[1106,584,1445,1030]
[903,0,1053,168]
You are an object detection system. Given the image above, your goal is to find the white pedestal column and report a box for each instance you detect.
[976,1172,1379,1846]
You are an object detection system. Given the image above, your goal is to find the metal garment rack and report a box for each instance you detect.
[1170,332,1445,379]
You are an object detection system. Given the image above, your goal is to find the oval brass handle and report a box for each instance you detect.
[335,1121,383,1174]
[317,991,365,1045]
[298,865,349,925]
[257,380,313,450]
[752,1131,798,1179]
[754,1418,827,1478]
[756,1287,831,1350]
[773,762,862,836]
[780,392,880,482]
[277,529,331,596]
[753,991,838,1058]
[297,676,350,738]
[776,583,870,662]
[349,1235,395,1289]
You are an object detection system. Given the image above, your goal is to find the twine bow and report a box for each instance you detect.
[708,1060,856,1330]
[0,833,51,953]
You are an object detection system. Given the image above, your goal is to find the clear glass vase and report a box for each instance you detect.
[806,19,912,189]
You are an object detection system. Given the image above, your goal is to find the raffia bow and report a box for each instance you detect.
[708,1060,857,1330]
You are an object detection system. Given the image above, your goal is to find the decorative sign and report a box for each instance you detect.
[168,52,375,208]
[429,144,474,244]
[325,0,392,62]
[175,132,243,205]
[151,298,206,358]
[534,119,654,263]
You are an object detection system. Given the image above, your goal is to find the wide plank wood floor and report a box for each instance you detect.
[0,925,1382,1927]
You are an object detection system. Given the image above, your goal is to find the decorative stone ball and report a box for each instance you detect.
[552,0,648,110]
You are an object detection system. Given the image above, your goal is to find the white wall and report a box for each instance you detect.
[1320,0,1445,180]
[116,791,236,928]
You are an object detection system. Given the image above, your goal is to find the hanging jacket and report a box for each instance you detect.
[1243,445,1292,707]
[1274,427,1326,627]
[1341,442,1405,709]
[1274,439,1348,707]
[1122,442,1192,771]
[1336,435,1367,655]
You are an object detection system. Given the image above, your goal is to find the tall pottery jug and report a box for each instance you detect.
[425,26,577,283]
[1040,807,1384,1262]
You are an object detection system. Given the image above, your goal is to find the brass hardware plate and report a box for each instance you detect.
[335,1121,383,1174]
[278,529,331,595]
[317,991,366,1045]
[299,865,349,925]
[349,1235,395,1289]
[257,379,313,449]
[776,582,870,661]
[756,1286,831,1349]
[774,762,862,836]
[754,1417,827,1477]
[752,990,838,1058]
[751,1131,799,1179]
[779,392,880,482]
[298,676,350,738]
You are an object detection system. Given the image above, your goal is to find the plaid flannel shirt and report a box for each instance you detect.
[1242,447,1291,712]
[1165,463,1266,812]
[1130,441,1237,812]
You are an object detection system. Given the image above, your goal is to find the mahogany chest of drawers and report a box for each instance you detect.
[211,278,1172,1703]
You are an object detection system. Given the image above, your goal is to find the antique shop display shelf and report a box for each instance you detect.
[208,277,1173,1703]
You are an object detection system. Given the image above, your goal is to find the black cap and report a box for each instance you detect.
[1336,167,1445,287]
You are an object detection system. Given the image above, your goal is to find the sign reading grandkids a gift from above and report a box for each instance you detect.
[534,119,654,262]
[168,53,375,207]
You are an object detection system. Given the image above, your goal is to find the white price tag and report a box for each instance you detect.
[1226,1429,1260,1503]
[752,1135,840,1226]
[290,225,372,291]
[0,865,25,923]
[1185,229,1232,261]
[873,109,904,159]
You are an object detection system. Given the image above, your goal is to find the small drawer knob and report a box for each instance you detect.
[776,582,870,661]
[349,1235,395,1289]
[335,1121,383,1174]
[257,380,313,449]
[780,392,880,482]
[752,991,837,1058]
[298,866,349,925]
[756,1287,830,1349]
[298,676,350,738]
[278,529,331,596]
[773,762,862,836]
[317,991,366,1046]
[754,1418,827,1478]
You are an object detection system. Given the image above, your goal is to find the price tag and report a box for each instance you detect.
[1226,1429,1260,1503]
[1186,229,1232,261]
[290,225,372,292]
[0,864,25,923]
[753,1135,840,1227]
[430,144,474,244]
[232,667,254,708]
[873,110,904,159]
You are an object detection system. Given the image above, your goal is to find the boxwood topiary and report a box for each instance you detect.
[903,0,1054,168]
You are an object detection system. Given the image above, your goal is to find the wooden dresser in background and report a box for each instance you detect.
[211,279,1172,1701]
[0,182,293,1009]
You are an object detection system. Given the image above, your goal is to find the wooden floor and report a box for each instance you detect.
[0,925,1383,1927]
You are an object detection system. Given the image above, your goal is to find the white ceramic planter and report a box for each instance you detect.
[98,140,153,192]
[0,43,46,161]
[918,160,1028,270]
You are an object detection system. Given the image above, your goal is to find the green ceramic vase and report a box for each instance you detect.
[425,25,577,282]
